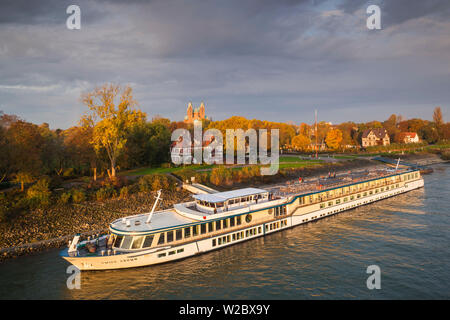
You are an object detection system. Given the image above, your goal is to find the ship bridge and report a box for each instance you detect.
[192,188,270,214]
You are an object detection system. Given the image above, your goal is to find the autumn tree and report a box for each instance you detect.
[325,128,343,150]
[38,123,65,175]
[433,107,443,127]
[0,126,11,183]
[63,126,98,177]
[383,114,400,142]
[433,106,444,140]
[442,123,450,141]
[337,122,358,146]
[291,134,311,151]
[419,123,439,144]
[7,120,44,176]
[298,123,310,137]
[81,84,146,178]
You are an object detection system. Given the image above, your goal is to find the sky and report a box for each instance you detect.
[0,0,449,129]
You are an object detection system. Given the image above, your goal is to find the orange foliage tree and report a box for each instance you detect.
[325,128,343,150]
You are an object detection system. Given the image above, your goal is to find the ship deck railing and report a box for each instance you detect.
[269,169,407,199]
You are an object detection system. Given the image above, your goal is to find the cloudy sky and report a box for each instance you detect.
[0,0,449,129]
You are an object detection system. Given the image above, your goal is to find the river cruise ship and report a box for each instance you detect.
[61,168,424,270]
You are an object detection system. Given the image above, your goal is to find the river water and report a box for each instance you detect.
[0,163,449,299]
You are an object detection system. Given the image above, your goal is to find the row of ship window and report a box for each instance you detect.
[212,220,288,247]
[113,205,288,250]
[157,248,184,258]
[303,189,403,223]
[318,183,401,209]
[113,215,245,250]
[197,193,267,208]
[301,173,418,205]
[155,219,290,258]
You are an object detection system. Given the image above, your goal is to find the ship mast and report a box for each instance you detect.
[146,189,162,224]
[395,158,401,172]
[315,109,318,159]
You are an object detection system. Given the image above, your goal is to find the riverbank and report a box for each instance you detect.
[0,190,192,262]
[1,154,446,263]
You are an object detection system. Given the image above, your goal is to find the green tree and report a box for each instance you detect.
[120,121,171,169]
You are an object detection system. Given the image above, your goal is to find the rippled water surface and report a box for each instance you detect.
[1,164,449,299]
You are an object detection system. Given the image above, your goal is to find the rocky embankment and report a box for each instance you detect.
[0,190,192,262]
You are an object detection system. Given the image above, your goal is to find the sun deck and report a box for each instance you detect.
[190,187,271,214]
[267,168,413,197]
[109,209,196,235]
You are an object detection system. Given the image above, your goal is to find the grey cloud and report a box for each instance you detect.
[0,0,449,129]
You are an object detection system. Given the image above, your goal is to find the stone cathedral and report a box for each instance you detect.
[183,102,209,123]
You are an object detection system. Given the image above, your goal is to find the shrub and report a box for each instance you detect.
[175,169,198,183]
[105,176,128,189]
[0,197,10,222]
[210,166,231,186]
[119,186,130,198]
[63,168,76,178]
[441,150,450,161]
[0,197,24,222]
[96,185,117,201]
[59,192,72,204]
[72,189,86,203]
[138,174,173,192]
[26,177,51,207]
[199,172,209,183]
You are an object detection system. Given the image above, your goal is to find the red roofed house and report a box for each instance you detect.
[398,132,420,144]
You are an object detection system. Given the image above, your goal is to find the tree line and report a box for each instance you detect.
[0,84,176,188]
[0,84,448,188]
[290,107,449,151]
